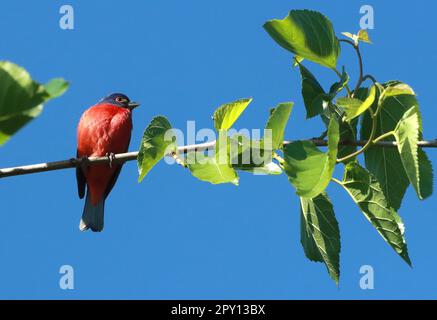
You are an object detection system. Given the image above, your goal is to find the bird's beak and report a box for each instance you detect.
[127,102,140,110]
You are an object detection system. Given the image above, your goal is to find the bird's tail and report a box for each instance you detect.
[79,191,105,232]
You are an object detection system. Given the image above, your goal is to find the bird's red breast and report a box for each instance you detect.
[77,103,132,205]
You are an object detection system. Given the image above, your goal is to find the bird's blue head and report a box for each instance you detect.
[98,93,140,110]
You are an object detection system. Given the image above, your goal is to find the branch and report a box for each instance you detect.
[1,139,437,179]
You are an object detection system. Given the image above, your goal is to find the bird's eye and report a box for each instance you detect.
[115,97,123,103]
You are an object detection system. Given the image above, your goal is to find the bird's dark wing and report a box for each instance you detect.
[76,151,86,199]
[104,165,123,199]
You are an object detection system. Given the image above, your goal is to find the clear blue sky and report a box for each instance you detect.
[0,0,436,299]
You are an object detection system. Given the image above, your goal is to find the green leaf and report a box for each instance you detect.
[341,30,372,45]
[187,153,239,185]
[283,118,339,198]
[380,81,415,98]
[137,116,176,182]
[418,149,434,199]
[298,63,326,119]
[0,61,69,146]
[336,98,362,114]
[337,87,367,163]
[341,32,358,45]
[394,106,433,200]
[264,10,340,68]
[361,82,423,209]
[357,29,372,44]
[213,98,252,131]
[298,63,346,121]
[337,118,358,162]
[337,88,369,163]
[329,67,350,97]
[300,193,340,284]
[337,85,376,121]
[228,134,278,175]
[265,102,293,149]
[44,78,69,98]
[187,131,239,185]
[292,55,305,67]
[341,162,411,265]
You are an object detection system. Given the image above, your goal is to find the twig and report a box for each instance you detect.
[362,74,377,85]
[339,38,364,97]
[1,139,436,179]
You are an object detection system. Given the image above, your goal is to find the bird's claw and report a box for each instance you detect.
[106,152,116,168]
[78,156,90,171]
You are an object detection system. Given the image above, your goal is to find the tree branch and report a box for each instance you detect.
[1,139,436,179]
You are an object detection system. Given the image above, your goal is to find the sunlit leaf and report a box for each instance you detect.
[137,116,176,182]
[187,132,239,185]
[337,85,376,121]
[213,98,252,130]
[394,106,433,200]
[44,78,69,98]
[342,30,372,45]
[265,102,293,149]
[0,61,69,146]
[358,29,372,44]
[380,81,415,99]
[284,118,339,198]
[188,153,239,185]
[341,32,358,45]
[264,10,340,68]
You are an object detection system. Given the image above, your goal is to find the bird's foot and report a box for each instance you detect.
[106,152,116,168]
[79,156,90,171]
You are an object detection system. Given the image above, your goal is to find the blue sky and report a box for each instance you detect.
[0,0,436,299]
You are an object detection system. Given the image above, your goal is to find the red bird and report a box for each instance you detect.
[76,93,139,232]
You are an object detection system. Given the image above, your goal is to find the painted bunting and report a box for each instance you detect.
[76,93,139,232]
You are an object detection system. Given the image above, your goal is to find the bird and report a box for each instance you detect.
[76,93,140,232]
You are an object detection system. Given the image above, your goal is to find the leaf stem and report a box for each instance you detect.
[362,74,377,85]
[353,47,364,96]
[273,152,285,165]
[337,108,377,162]
[333,67,352,96]
[339,39,364,97]
[272,152,285,170]
[373,131,395,144]
[331,177,343,186]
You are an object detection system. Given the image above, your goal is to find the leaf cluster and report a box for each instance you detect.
[138,9,434,284]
